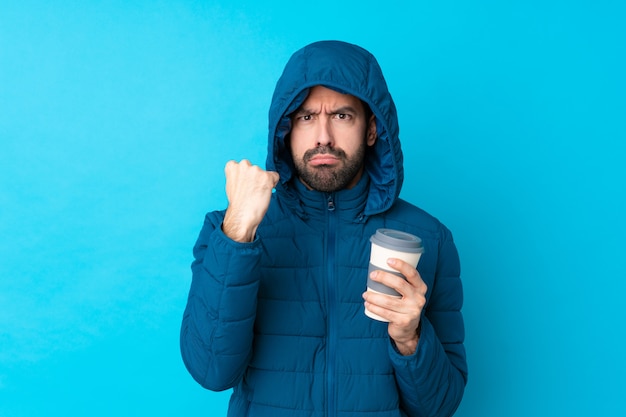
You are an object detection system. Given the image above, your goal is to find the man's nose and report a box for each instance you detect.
[316,119,333,147]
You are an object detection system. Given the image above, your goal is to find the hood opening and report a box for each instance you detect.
[266,41,404,216]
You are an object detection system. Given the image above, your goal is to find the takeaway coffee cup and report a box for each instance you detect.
[365,228,424,322]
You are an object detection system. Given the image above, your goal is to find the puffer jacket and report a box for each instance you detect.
[180,40,468,417]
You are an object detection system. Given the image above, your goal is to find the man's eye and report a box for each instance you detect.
[336,113,350,120]
[299,115,312,121]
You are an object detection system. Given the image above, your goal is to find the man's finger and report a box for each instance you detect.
[268,171,280,186]
[387,258,422,287]
[369,269,409,295]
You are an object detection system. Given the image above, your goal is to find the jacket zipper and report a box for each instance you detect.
[326,194,337,417]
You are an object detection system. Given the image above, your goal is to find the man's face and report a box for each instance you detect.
[289,86,377,193]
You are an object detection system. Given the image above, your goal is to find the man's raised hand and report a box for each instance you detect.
[222,160,280,242]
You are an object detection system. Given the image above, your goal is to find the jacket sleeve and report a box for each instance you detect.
[390,225,468,417]
[180,211,262,391]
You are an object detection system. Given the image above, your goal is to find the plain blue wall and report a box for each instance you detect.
[1,1,624,416]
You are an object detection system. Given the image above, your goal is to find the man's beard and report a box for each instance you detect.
[293,143,366,193]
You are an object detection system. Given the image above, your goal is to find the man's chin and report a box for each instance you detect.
[304,174,344,193]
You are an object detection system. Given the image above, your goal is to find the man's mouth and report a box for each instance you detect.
[308,154,340,166]
[304,146,345,166]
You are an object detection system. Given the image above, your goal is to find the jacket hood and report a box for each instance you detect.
[266,40,403,216]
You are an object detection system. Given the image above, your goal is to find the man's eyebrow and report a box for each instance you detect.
[292,105,360,116]
[329,105,359,114]
[293,106,316,116]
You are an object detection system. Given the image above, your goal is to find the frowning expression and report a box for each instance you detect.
[289,86,376,192]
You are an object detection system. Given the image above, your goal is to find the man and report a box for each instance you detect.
[180,40,467,417]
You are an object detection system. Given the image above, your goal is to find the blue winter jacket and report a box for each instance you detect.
[181,40,467,417]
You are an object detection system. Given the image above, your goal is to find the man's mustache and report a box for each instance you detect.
[303,146,346,162]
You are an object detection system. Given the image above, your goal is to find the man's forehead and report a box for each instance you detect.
[300,85,363,109]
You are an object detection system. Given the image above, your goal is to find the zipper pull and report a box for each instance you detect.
[327,195,335,211]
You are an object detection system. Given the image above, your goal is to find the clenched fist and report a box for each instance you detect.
[222,160,280,242]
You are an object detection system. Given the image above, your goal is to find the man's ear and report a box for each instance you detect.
[366,115,377,146]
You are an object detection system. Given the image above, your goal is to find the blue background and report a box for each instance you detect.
[1,1,624,416]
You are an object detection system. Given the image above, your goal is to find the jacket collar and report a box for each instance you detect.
[280,171,370,222]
